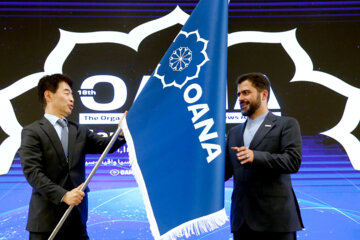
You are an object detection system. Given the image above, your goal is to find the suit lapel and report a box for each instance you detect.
[236,122,246,147]
[249,112,277,149]
[68,122,77,166]
[39,117,68,168]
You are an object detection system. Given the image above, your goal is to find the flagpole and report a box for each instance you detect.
[48,123,124,240]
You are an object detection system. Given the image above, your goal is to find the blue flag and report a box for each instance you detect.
[123,0,228,239]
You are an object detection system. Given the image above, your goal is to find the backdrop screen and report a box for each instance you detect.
[0,1,359,239]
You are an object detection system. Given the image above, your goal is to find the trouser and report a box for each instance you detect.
[233,222,296,240]
[29,206,89,240]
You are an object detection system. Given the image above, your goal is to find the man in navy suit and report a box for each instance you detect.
[20,74,126,240]
[225,72,304,240]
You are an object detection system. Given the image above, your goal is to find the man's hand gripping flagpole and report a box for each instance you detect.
[48,111,128,240]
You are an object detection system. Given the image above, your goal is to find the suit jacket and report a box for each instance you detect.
[225,112,304,233]
[20,117,125,232]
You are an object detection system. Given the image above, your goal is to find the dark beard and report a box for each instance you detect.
[240,94,261,117]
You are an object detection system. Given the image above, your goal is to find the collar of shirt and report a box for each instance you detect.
[44,113,68,139]
[44,113,68,125]
[243,111,269,148]
[44,113,61,126]
[246,111,269,128]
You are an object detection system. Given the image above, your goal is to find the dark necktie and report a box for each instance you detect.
[57,119,68,158]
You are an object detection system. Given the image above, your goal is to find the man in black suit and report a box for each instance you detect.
[20,74,126,240]
[225,73,304,240]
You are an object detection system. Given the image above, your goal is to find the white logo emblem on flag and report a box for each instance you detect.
[169,47,192,71]
[154,30,209,89]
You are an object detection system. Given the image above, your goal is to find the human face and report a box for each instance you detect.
[45,81,74,118]
[237,80,261,118]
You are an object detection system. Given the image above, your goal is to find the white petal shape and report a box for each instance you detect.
[229,29,360,170]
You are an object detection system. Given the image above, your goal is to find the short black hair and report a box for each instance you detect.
[37,74,73,107]
[236,72,271,102]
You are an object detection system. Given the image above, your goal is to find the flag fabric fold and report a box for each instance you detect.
[123,0,228,239]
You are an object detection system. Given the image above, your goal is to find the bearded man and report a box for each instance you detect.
[225,72,304,240]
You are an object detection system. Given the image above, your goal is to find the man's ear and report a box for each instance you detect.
[262,90,269,101]
[44,90,53,104]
